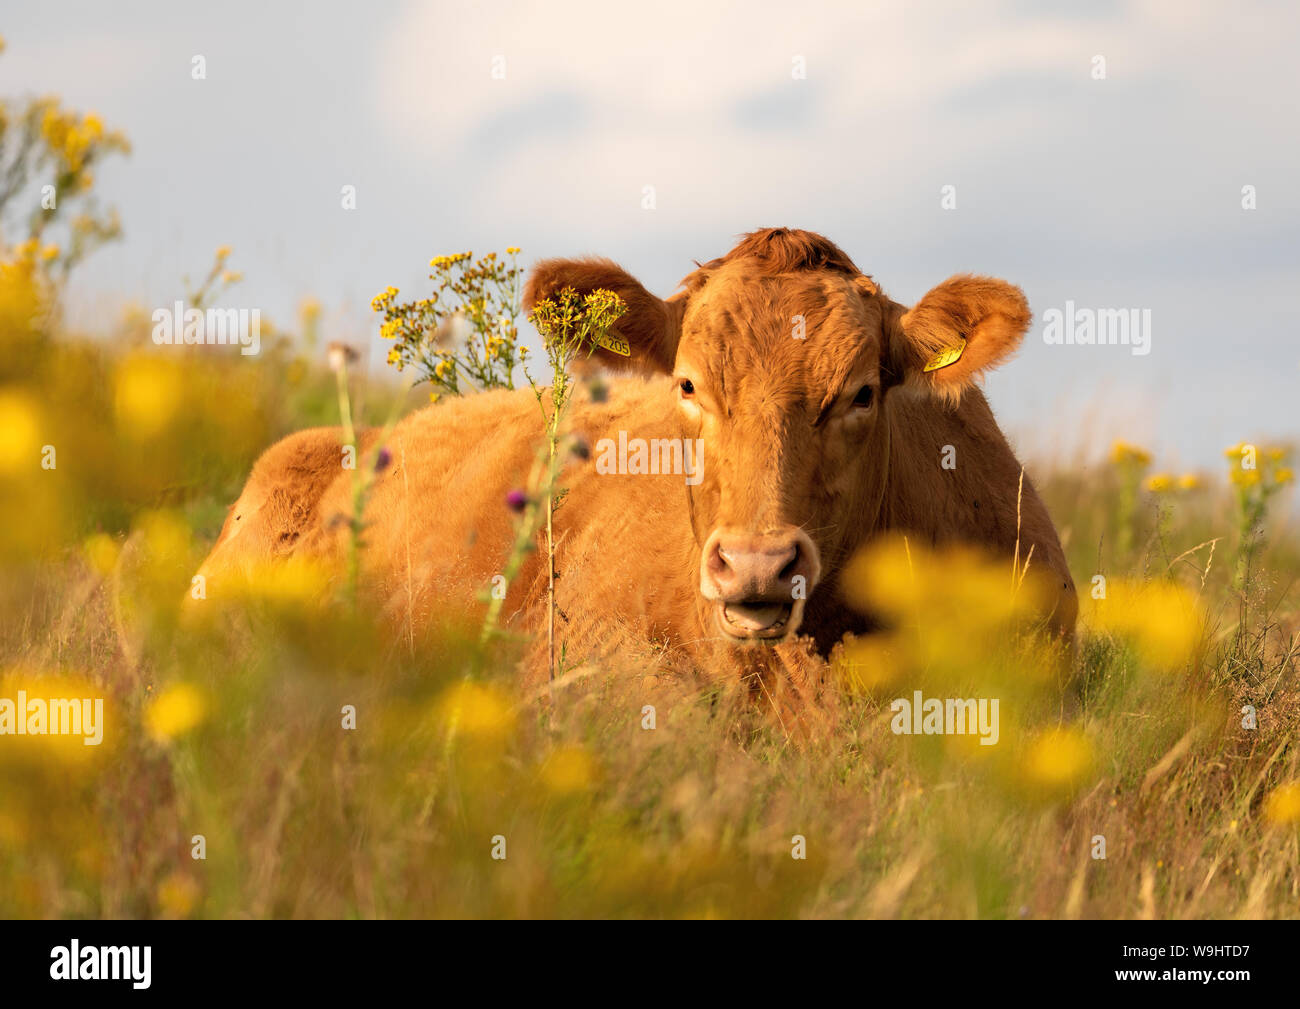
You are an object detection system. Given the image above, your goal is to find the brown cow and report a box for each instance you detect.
[196,228,1076,698]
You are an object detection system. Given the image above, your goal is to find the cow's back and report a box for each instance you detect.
[287,380,697,648]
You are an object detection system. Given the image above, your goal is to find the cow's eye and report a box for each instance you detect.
[679,378,695,397]
[852,384,874,408]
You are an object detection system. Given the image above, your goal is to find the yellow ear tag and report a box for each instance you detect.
[594,331,631,356]
[922,337,966,373]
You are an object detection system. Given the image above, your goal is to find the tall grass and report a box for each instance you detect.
[1,273,1297,919]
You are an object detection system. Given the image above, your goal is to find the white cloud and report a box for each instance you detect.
[374,0,1300,249]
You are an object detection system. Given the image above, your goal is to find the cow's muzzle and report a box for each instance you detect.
[699,526,821,642]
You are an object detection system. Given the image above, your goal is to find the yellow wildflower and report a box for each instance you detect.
[435,681,515,744]
[236,557,327,607]
[83,534,120,576]
[144,683,207,743]
[1264,782,1300,824]
[1111,440,1152,467]
[539,745,598,795]
[114,356,183,439]
[1091,578,1204,669]
[156,871,201,918]
[1020,727,1095,798]
[0,389,42,475]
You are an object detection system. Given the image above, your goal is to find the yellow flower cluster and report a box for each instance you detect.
[144,682,207,743]
[1145,472,1202,493]
[35,99,128,177]
[841,534,1047,633]
[1019,727,1095,799]
[1224,443,1293,490]
[1110,440,1152,467]
[372,250,525,395]
[1265,781,1300,825]
[299,297,321,324]
[435,680,516,746]
[530,285,628,356]
[1090,578,1205,669]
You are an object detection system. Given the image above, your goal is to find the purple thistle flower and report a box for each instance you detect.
[374,446,393,473]
[505,489,528,513]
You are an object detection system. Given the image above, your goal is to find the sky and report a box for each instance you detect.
[2,0,1297,471]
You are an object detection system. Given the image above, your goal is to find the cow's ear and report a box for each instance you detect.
[524,257,684,375]
[884,275,1030,402]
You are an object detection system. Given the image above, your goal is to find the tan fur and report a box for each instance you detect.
[196,426,380,583]
[198,228,1077,697]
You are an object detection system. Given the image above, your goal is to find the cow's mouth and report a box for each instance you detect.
[716,599,795,641]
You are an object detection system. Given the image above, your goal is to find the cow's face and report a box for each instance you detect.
[525,228,1030,644]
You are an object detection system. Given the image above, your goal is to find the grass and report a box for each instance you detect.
[1,305,1297,920]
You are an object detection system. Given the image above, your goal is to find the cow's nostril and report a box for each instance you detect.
[777,544,801,584]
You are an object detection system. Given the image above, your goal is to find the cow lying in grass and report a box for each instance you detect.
[196,228,1076,702]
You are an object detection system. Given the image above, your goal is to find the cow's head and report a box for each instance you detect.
[525,228,1030,644]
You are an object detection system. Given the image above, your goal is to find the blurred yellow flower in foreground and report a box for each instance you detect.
[134,510,191,569]
[435,681,515,744]
[836,634,903,694]
[144,682,207,743]
[156,870,202,919]
[115,355,183,439]
[841,533,1045,629]
[0,389,41,475]
[1091,579,1204,669]
[83,533,121,576]
[236,557,328,607]
[1229,467,1260,488]
[0,255,50,337]
[1263,782,1300,825]
[540,745,598,795]
[1020,727,1095,799]
[1177,473,1202,491]
[1145,473,1174,493]
[0,669,111,761]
